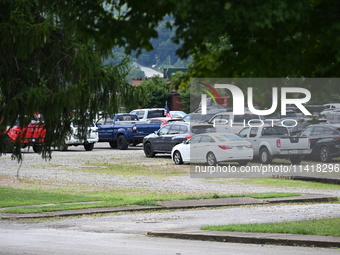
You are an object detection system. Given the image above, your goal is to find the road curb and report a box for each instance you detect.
[147,229,340,248]
[274,175,340,185]
[0,194,337,220]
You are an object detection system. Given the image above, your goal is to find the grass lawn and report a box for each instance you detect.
[202,217,340,236]
[0,186,300,213]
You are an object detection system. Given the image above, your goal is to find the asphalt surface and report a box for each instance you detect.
[1,193,339,248]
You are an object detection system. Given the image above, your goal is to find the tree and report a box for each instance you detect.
[139,77,171,109]
[56,0,340,78]
[0,0,145,160]
[2,0,340,159]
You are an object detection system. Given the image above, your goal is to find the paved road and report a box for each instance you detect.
[0,228,337,255]
[1,203,339,254]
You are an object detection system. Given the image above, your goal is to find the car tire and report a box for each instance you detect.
[206,152,217,166]
[173,150,183,165]
[259,147,272,164]
[33,144,42,154]
[84,143,94,151]
[109,141,117,149]
[319,146,331,163]
[117,135,128,150]
[238,161,249,166]
[144,142,155,158]
[290,156,303,164]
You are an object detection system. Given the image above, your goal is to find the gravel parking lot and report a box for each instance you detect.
[0,142,339,196]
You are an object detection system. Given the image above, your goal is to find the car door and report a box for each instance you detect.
[187,135,202,162]
[152,125,171,151]
[248,127,259,155]
[193,135,215,162]
[162,124,181,152]
[97,118,113,141]
[309,127,324,151]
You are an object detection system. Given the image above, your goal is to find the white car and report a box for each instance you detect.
[62,121,99,151]
[171,133,253,166]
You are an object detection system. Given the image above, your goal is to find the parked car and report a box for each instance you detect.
[208,112,264,134]
[96,114,161,149]
[298,124,340,162]
[61,120,99,151]
[323,103,340,111]
[171,133,253,166]
[320,109,340,124]
[3,116,98,153]
[238,125,311,164]
[143,122,215,157]
[4,118,45,153]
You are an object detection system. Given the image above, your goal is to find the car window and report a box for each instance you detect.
[179,125,188,134]
[323,127,334,136]
[159,125,171,135]
[250,127,259,137]
[262,127,288,136]
[150,119,162,124]
[147,110,165,118]
[199,135,215,143]
[189,136,201,144]
[238,127,250,138]
[311,127,323,136]
[277,127,289,135]
[131,111,145,119]
[301,127,313,136]
[169,125,180,134]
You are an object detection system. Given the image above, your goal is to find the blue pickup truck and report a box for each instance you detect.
[96,114,161,150]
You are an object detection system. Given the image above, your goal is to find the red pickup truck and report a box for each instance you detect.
[4,120,46,153]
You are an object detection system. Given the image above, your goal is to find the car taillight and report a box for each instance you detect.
[332,136,340,139]
[133,126,137,133]
[218,145,232,150]
[276,139,281,148]
[308,138,311,148]
[246,145,253,148]
[185,136,191,139]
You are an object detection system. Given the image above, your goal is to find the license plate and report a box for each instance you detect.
[289,150,298,154]
[237,146,243,150]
